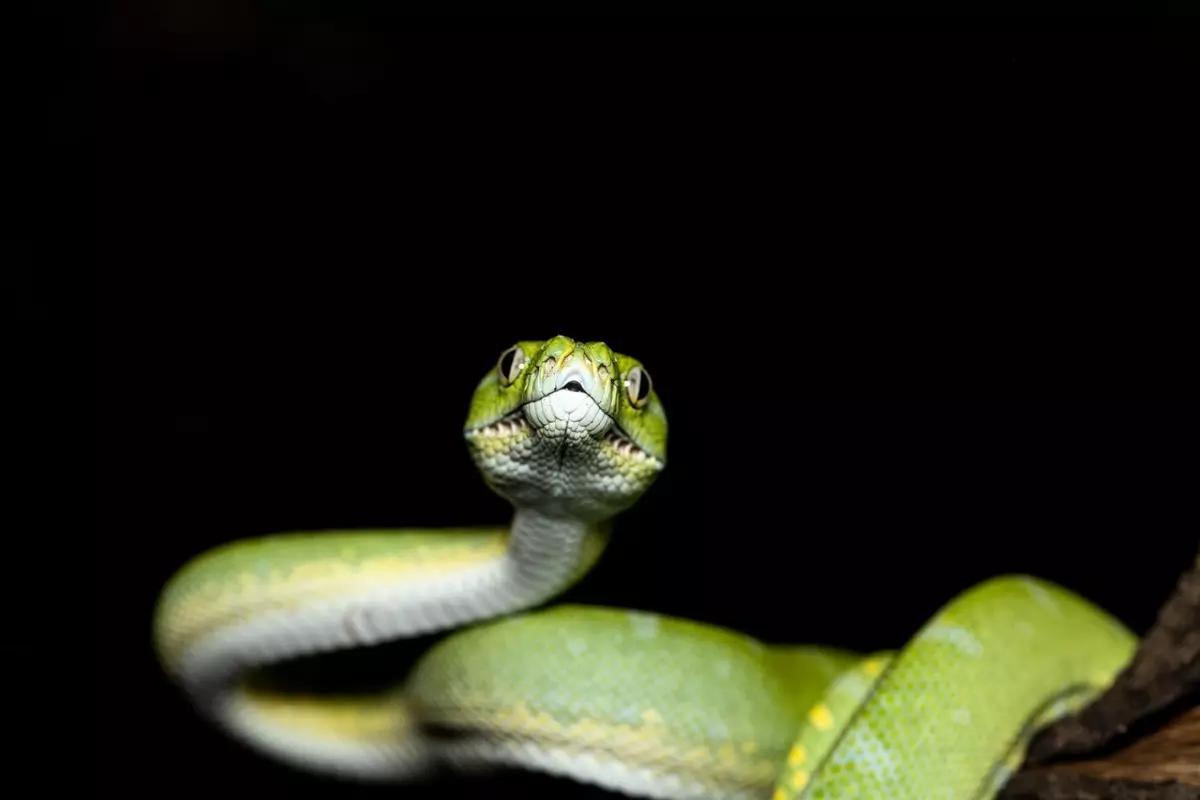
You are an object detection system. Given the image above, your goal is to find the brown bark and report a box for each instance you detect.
[998,553,1200,800]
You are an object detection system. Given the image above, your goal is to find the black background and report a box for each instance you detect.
[92,9,1192,800]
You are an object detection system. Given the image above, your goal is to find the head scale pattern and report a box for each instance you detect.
[463,335,667,522]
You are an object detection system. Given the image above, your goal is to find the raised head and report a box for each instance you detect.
[464,335,667,520]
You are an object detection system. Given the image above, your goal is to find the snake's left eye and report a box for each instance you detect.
[497,346,526,387]
[624,366,652,409]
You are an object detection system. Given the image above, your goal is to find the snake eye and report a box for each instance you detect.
[497,346,526,387]
[624,366,652,409]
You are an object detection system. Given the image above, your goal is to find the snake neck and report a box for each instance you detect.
[504,506,609,603]
[368,506,610,641]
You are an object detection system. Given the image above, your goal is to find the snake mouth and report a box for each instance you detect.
[470,408,530,439]
[603,429,654,462]
[469,407,653,463]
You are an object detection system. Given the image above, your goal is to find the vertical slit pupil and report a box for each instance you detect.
[499,349,518,379]
[636,370,652,401]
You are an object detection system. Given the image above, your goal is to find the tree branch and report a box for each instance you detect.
[999,553,1200,800]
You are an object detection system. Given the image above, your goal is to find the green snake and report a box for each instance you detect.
[153,335,1137,800]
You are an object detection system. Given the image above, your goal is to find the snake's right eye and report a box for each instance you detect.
[497,346,526,387]
[624,366,653,409]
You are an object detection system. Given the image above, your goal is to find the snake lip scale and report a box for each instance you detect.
[470,408,529,438]
[469,394,653,463]
[470,400,657,462]
[153,335,1136,800]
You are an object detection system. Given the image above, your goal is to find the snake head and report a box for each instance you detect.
[464,335,667,520]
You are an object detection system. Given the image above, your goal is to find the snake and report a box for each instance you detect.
[153,335,1137,800]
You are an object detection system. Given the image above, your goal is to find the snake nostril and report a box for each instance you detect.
[564,380,585,392]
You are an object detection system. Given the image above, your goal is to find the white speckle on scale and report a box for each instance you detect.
[613,705,644,725]
[923,623,984,656]
[567,638,588,657]
[830,726,899,781]
[627,612,660,639]
[952,708,971,725]
[716,659,732,678]
[1020,579,1062,614]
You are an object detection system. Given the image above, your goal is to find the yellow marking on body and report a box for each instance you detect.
[773,790,787,800]
[808,703,834,731]
[862,658,884,677]
[564,717,610,740]
[741,740,758,755]
[787,744,807,766]
[791,770,809,790]
[237,687,411,742]
[428,702,779,790]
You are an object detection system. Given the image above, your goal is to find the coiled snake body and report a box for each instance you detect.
[154,336,1136,799]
